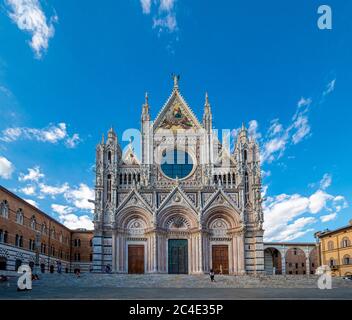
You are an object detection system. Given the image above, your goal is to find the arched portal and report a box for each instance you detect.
[264,248,282,274]
[115,206,152,274]
[285,248,306,275]
[203,206,243,275]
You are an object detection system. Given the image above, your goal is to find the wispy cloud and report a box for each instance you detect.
[0,123,81,148]
[19,166,44,182]
[323,79,336,96]
[139,0,178,33]
[0,156,14,179]
[5,0,58,58]
[320,173,332,190]
[320,212,337,223]
[260,96,312,163]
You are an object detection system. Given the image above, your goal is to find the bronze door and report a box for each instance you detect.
[128,245,145,274]
[212,245,229,274]
[168,239,188,274]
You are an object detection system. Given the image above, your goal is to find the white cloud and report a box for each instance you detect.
[248,120,261,140]
[260,97,312,163]
[5,0,57,58]
[65,133,81,148]
[39,182,69,196]
[51,203,93,230]
[20,185,36,195]
[64,183,94,211]
[59,213,93,230]
[320,173,332,190]
[24,198,38,208]
[308,190,333,214]
[297,97,312,108]
[263,188,347,242]
[0,123,80,148]
[0,156,14,179]
[19,166,44,182]
[320,212,337,223]
[153,13,177,32]
[139,0,178,33]
[51,204,74,215]
[140,0,151,14]
[323,79,336,96]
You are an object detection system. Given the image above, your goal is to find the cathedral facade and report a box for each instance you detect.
[92,77,265,275]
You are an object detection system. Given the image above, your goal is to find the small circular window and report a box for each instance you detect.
[160,149,194,180]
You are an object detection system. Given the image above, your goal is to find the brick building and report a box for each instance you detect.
[0,186,93,274]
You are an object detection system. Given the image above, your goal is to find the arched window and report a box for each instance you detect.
[30,216,36,230]
[15,234,19,246]
[243,150,247,162]
[0,229,3,243]
[4,231,8,243]
[16,209,24,225]
[19,236,23,247]
[327,241,334,250]
[41,223,47,235]
[0,200,9,218]
[108,151,112,163]
[341,237,350,248]
[244,172,249,203]
[329,258,336,267]
[343,255,351,265]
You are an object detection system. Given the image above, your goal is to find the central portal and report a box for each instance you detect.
[168,239,188,274]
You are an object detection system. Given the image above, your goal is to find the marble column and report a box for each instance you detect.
[281,250,286,275]
[237,234,245,274]
[112,233,116,272]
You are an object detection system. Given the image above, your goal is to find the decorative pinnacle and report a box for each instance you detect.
[172,73,180,89]
[101,133,105,144]
[145,92,149,105]
[205,92,209,106]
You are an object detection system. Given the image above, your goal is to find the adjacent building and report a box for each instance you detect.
[315,221,352,277]
[0,186,93,274]
[264,243,318,275]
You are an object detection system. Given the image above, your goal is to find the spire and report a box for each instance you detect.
[203,92,212,132]
[172,73,180,90]
[107,126,116,140]
[101,133,105,144]
[142,91,150,121]
[205,92,210,107]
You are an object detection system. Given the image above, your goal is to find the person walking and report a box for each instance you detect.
[210,269,215,282]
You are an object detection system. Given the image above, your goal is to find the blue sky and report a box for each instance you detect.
[0,0,351,241]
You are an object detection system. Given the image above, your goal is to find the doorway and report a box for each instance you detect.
[212,245,229,274]
[128,245,145,274]
[168,239,188,274]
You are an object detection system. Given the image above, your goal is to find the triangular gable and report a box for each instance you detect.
[202,188,239,213]
[157,185,198,214]
[116,188,153,214]
[153,89,203,132]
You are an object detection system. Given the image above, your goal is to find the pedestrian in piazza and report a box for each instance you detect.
[210,269,215,282]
